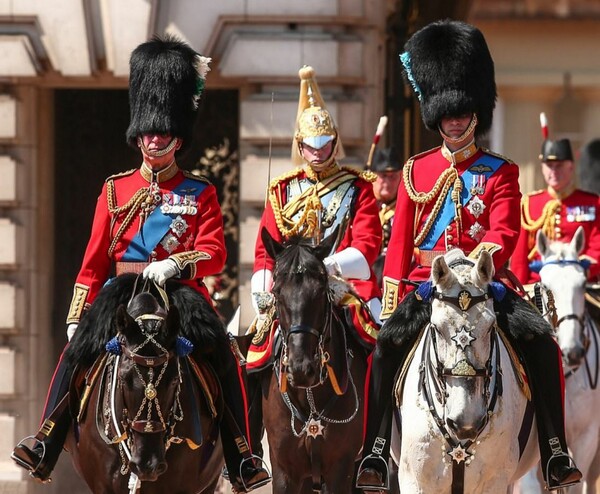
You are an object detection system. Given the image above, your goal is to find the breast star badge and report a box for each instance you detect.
[466,196,486,218]
[448,444,472,464]
[452,327,476,350]
[306,418,325,438]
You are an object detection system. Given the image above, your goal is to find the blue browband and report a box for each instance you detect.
[416,280,506,304]
[105,335,194,357]
[529,258,592,274]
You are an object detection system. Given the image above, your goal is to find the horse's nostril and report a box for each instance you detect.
[156,462,168,476]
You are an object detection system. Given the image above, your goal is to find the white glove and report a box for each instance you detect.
[250,269,274,318]
[67,323,78,341]
[143,259,180,286]
[324,247,370,280]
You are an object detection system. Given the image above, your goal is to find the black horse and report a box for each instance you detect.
[64,274,225,493]
[249,229,370,493]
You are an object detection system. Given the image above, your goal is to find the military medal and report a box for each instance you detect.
[567,205,596,222]
[161,193,198,215]
[170,215,189,238]
[161,234,180,254]
[470,174,486,196]
[468,222,485,242]
[466,196,486,218]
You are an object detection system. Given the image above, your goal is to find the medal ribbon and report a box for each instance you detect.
[420,154,505,249]
[122,178,206,261]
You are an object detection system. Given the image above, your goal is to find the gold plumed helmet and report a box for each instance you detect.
[292,66,345,165]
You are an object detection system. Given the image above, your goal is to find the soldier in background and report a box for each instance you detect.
[512,137,600,284]
[370,147,402,286]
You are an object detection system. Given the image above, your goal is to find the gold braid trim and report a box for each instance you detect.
[520,194,561,259]
[106,179,148,257]
[403,159,462,246]
[269,166,360,239]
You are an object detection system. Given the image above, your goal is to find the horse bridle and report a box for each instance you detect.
[420,287,502,466]
[279,291,335,388]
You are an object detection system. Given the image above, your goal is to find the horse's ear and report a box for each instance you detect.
[431,255,454,289]
[314,225,340,261]
[536,229,549,258]
[571,225,585,255]
[115,304,135,337]
[261,227,285,259]
[475,250,495,285]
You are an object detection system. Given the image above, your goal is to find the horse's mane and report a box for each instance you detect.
[272,235,326,286]
[64,273,226,368]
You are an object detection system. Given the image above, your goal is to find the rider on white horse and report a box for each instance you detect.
[356,20,582,493]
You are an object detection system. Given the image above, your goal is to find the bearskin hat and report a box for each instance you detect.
[126,35,210,151]
[401,20,496,137]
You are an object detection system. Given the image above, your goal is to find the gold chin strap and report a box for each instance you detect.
[137,136,179,157]
[438,114,478,145]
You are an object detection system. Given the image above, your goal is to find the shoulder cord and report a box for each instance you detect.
[106,179,149,257]
[403,160,463,247]
[269,182,321,238]
[520,196,561,259]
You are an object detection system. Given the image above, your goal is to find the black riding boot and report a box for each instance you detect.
[356,345,407,491]
[518,333,582,490]
[209,340,270,493]
[357,291,430,492]
[246,370,265,459]
[12,353,73,483]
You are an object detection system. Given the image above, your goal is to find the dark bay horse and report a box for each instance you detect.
[256,228,369,493]
[64,274,224,493]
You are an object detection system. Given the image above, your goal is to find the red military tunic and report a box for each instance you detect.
[381,142,521,318]
[66,161,226,324]
[254,165,382,302]
[511,187,600,284]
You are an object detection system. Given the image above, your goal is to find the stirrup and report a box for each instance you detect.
[545,452,582,491]
[356,454,390,491]
[233,455,271,492]
[11,436,51,483]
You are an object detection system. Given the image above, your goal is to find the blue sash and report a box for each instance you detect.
[420,153,505,249]
[122,178,206,261]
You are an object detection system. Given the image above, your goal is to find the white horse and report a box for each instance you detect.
[518,226,600,494]
[390,249,539,494]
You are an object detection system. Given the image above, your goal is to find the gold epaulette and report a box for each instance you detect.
[105,168,137,183]
[480,147,514,164]
[182,170,211,184]
[269,167,304,189]
[523,189,545,199]
[340,165,376,183]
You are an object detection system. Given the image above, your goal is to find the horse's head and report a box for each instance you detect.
[536,226,588,367]
[113,290,182,481]
[262,227,339,389]
[427,249,498,442]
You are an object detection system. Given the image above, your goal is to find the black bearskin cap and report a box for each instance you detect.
[540,139,573,162]
[126,35,206,151]
[370,147,402,173]
[401,20,496,137]
[580,139,600,168]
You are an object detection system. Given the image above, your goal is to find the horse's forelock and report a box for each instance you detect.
[273,241,325,287]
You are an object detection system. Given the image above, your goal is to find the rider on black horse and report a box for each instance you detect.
[11,35,270,493]
[356,20,582,492]
[246,65,382,456]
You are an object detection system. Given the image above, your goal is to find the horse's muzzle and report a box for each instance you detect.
[130,458,168,481]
